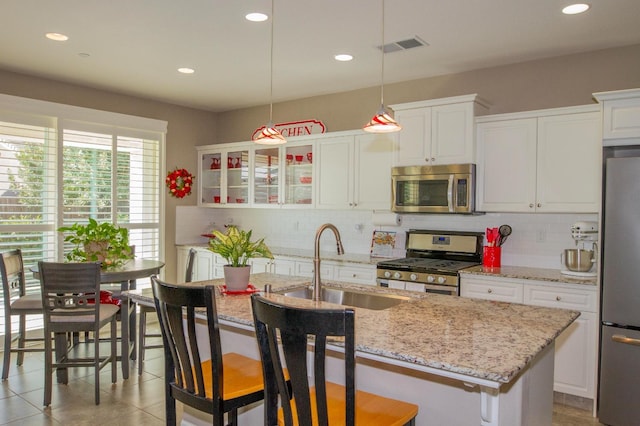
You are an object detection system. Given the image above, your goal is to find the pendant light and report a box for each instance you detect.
[363,0,401,133]
[254,0,286,144]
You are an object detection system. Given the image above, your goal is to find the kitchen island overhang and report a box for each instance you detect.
[127,273,578,425]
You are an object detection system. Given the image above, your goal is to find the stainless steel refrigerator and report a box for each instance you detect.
[599,147,640,426]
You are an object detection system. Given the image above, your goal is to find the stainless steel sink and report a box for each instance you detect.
[281,286,410,310]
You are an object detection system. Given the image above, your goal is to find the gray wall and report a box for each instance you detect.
[217,44,640,143]
[2,43,640,280]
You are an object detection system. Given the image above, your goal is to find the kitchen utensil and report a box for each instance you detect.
[562,249,594,272]
[497,224,512,247]
[486,227,499,247]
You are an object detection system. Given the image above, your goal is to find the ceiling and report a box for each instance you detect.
[2,1,640,112]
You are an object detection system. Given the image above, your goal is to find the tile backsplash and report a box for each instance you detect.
[181,206,598,271]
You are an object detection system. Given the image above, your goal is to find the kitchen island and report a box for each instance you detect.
[128,273,579,425]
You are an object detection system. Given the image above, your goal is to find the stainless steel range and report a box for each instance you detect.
[376,229,484,295]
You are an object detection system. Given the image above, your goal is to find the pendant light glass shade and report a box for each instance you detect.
[363,107,402,133]
[363,0,401,134]
[254,122,286,144]
[254,0,286,145]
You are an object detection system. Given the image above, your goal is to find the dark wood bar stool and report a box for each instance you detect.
[251,294,419,426]
[151,275,265,425]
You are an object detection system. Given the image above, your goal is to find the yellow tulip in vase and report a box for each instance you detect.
[207,226,274,291]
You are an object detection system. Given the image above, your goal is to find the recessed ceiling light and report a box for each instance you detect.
[178,68,195,74]
[246,12,268,22]
[46,33,69,41]
[335,54,354,62]
[562,3,590,14]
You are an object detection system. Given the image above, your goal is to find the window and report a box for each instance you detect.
[0,95,166,334]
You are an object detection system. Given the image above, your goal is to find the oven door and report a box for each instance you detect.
[378,278,458,296]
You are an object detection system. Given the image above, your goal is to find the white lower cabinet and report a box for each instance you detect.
[460,275,597,401]
[178,248,376,286]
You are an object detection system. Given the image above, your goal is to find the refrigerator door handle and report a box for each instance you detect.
[612,334,640,346]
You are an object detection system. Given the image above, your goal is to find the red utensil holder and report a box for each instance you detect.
[483,246,501,268]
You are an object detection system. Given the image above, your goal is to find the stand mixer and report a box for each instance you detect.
[561,221,598,277]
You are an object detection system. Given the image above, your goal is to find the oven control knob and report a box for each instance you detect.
[409,273,418,281]
[393,272,402,280]
[427,275,435,283]
[437,276,446,284]
[384,271,391,278]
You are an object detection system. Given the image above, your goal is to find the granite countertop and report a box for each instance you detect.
[459,265,597,287]
[129,273,578,385]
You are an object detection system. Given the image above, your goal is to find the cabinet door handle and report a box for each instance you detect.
[537,203,542,208]
[352,273,357,278]
[556,296,561,301]
[487,289,493,294]
[612,334,640,346]
[529,203,534,208]
[431,157,435,162]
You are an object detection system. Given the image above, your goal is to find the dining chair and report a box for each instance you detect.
[151,275,265,426]
[1,249,45,381]
[138,247,196,374]
[251,294,419,426]
[38,261,119,406]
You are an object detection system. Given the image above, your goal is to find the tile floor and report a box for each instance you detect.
[1,323,604,426]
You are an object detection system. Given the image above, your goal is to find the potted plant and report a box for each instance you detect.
[58,218,134,268]
[207,226,273,290]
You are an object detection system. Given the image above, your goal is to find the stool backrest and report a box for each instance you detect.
[151,276,223,412]
[251,294,356,426]
[38,261,102,333]
[185,248,196,283]
[1,249,26,302]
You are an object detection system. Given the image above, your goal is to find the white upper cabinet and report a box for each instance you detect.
[316,132,395,210]
[197,144,251,207]
[252,141,315,208]
[594,88,640,144]
[476,105,601,213]
[391,94,489,166]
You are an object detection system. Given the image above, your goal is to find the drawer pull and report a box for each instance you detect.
[556,296,561,301]
[487,289,493,294]
[352,274,356,278]
[612,334,640,346]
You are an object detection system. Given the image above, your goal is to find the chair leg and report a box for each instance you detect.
[227,408,238,426]
[17,314,26,365]
[2,319,11,380]
[138,308,146,374]
[166,392,177,426]
[94,329,100,405]
[43,331,53,406]
[111,318,117,384]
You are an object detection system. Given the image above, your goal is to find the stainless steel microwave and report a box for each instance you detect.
[391,164,476,214]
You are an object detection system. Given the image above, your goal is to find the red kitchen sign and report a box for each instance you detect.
[252,119,326,140]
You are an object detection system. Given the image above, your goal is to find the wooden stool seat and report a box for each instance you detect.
[281,381,418,426]
[200,353,265,400]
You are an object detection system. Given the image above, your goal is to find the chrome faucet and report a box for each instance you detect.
[313,223,344,301]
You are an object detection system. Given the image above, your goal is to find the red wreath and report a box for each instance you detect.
[166,168,194,198]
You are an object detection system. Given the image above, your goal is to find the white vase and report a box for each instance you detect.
[223,265,251,291]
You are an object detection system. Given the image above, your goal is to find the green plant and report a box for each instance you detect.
[208,226,273,267]
[58,218,134,268]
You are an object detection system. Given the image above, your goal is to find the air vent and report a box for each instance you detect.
[380,36,428,53]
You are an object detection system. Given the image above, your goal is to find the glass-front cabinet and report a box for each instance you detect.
[284,143,314,206]
[252,141,314,207]
[198,145,250,207]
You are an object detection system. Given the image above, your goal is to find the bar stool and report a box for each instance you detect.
[138,248,196,374]
[251,294,419,425]
[151,275,265,425]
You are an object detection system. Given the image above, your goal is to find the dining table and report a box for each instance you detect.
[31,258,165,380]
